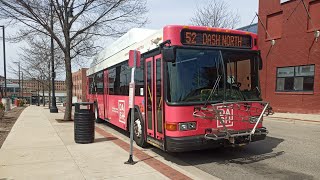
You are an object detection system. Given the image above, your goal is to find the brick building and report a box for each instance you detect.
[9,79,66,95]
[72,68,88,102]
[258,0,320,113]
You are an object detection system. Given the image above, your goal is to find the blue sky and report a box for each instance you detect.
[2,0,259,79]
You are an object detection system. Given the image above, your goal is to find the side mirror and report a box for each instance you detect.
[162,46,175,62]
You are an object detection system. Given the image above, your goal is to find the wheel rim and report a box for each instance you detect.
[134,118,142,138]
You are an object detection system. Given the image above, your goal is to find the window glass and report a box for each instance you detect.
[276,65,314,92]
[294,77,303,91]
[276,78,285,91]
[119,63,131,96]
[303,77,314,91]
[88,75,95,94]
[156,59,163,133]
[135,66,144,96]
[108,62,133,96]
[147,61,152,130]
[167,49,224,103]
[96,72,104,94]
[108,68,116,95]
[277,67,294,77]
[295,65,314,76]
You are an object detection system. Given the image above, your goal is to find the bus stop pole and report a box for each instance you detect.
[125,50,136,165]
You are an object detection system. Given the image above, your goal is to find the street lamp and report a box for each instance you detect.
[13,61,21,98]
[37,77,40,106]
[0,25,7,97]
[21,71,23,99]
[50,0,58,113]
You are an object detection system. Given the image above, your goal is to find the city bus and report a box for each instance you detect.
[87,25,272,152]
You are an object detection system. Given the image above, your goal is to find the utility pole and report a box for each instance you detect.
[50,0,58,113]
[21,71,23,99]
[0,26,7,97]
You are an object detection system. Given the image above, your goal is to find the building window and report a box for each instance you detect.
[266,11,283,40]
[276,65,315,92]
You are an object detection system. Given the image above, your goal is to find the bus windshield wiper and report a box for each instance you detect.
[203,75,221,108]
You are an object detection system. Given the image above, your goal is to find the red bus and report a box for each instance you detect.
[87,25,272,152]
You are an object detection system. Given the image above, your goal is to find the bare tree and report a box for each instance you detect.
[9,35,64,105]
[15,36,64,80]
[190,0,240,29]
[0,0,148,120]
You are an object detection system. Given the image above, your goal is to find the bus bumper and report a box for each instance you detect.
[165,127,268,152]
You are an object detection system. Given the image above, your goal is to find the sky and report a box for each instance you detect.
[0,0,259,80]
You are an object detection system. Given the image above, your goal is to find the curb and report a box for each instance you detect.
[265,116,320,124]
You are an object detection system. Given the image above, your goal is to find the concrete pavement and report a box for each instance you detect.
[0,106,178,179]
[265,112,320,123]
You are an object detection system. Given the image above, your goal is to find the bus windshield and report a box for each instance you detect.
[166,48,261,104]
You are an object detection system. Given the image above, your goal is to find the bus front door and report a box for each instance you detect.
[145,55,164,149]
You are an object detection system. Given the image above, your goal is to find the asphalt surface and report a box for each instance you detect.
[165,119,320,180]
[98,118,320,180]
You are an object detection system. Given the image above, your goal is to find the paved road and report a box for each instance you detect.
[98,119,320,180]
[157,119,320,180]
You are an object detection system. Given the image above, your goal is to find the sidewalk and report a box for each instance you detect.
[265,112,320,123]
[0,106,193,180]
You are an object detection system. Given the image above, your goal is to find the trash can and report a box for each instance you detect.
[73,102,95,144]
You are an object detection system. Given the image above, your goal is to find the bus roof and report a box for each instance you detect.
[87,25,258,76]
[87,28,163,76]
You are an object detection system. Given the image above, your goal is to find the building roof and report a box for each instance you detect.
[237,23,258,34]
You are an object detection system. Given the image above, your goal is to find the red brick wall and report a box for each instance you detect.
[72,68,88,102]
[258,0,320,113]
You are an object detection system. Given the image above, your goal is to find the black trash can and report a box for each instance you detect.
[73,102,95,144]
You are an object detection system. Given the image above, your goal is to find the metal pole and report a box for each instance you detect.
[18,62,20,97]
[50,0,58,113]
[21,71,23,99]
[48,61,51,108]
[42,77,45,106]
[37,78,40,106]
[125,50,137,165]
[1,26,7,97]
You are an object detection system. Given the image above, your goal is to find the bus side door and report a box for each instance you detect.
[145,55,164,146]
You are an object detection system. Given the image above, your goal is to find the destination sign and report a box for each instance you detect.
[181,29,252,48]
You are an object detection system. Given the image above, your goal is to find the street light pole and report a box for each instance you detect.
[21,71,23,99]
[50,0,58,113]
[37,78,40,106]
[0,26,7,97]
[18,62,20,97]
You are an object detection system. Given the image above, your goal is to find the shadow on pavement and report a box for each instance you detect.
[97,120,285,166]
[94,137,118,143]
[150,136,285,166]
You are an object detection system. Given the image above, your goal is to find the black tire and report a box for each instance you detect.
[132,112,148,148]
[94,102,104,123]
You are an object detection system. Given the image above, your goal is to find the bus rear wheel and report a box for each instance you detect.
[133,112,148,148]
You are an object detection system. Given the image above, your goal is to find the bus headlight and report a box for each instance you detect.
[179,122,197,131]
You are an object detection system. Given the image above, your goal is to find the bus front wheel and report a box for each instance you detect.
[133,112,148,148]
